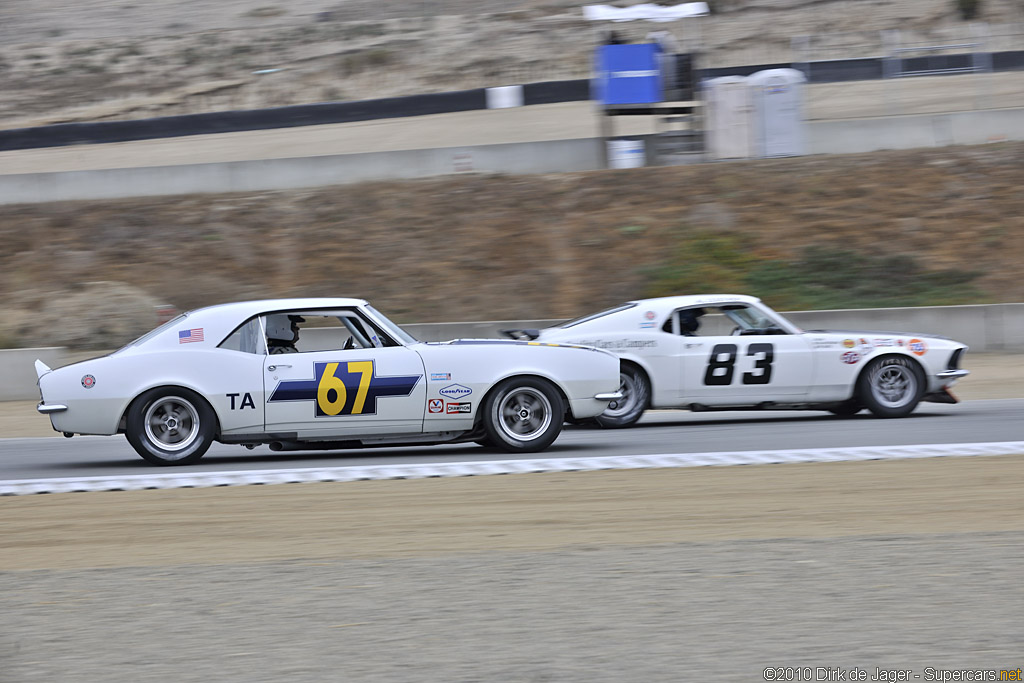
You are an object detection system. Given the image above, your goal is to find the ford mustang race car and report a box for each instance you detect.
[35,298,621,465]
[504,294,969,427]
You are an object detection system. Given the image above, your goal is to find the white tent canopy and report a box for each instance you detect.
[582,3,710,22]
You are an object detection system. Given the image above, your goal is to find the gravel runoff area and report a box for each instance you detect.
[2,456,1024,682]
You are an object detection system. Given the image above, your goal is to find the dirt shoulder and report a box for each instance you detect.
[2,454,1023,571]
[2,143,1023,349]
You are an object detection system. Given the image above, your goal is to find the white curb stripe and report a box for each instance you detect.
[2,441,1023,496]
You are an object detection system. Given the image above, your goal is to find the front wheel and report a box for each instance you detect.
[482,377,564,453]
[594,364,649,428]
[858,356,925,418]
[125,387,216,465]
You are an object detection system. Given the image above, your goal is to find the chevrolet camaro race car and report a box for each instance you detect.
[505,295,969,427]
[35,298,621,465]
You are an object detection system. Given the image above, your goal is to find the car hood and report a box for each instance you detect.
[805,329,954,341]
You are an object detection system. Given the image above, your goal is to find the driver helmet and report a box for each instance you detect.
[266,314,304,343]
[678,308,705,335]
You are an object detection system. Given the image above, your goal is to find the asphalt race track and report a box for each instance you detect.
[2,398,1021,481]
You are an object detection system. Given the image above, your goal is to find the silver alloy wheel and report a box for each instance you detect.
[143,395,201,456]
[496,387,553,442]
[869,364,918,408]
[604,370,639,418]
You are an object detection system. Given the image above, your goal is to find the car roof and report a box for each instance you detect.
[186,298,369,323]
[626,294,763,313]
[126,298,372,351]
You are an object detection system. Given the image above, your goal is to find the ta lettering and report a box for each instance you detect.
[227,392,255,410]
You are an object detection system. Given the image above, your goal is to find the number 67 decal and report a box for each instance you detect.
[703,343,774,386]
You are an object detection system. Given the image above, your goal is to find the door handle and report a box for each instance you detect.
[267,364,292,372]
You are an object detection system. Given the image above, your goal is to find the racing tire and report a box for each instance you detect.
[125,387,216,465]
[594,363,649,428]
[857,356,925,419]
[827,399,863,417]
[482,377,564,453]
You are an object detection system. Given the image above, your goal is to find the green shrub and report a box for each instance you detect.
[646,234,986,310]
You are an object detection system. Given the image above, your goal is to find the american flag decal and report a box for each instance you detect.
[178,328,205,344]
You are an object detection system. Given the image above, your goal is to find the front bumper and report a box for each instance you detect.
[936,369,969,380]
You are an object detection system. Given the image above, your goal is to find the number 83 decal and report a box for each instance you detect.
[703,343,774,386]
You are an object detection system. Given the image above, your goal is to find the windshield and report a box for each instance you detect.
[559,303,637,329]
[115,313,188,352]
[722,306,777,331]
[364,305,418,345]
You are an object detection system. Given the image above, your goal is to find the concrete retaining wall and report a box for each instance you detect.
[0,138,603,205]
[6,304,1019,402]
[808,107,1024,154]
[2,108,1022,205]
[0,347,63,401]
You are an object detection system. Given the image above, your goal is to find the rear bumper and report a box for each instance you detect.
[594,391,624,402]
[37,403,68,414]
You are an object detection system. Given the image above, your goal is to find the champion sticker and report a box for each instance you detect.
[446,402,472,414]
[81,374,96,389]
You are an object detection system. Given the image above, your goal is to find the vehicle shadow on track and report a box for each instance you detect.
[44,440,612,471]
[568,410,947,431]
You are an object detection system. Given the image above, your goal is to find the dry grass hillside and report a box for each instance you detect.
[2,0,1022,127]
[2,141,1022,349]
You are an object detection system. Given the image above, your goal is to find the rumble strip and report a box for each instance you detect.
[2,441,1023,496]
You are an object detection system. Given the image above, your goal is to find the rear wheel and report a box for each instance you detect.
[482,377,564,453]
[594,363,649,428]
[858,356,925,418]
[125,387,216,465]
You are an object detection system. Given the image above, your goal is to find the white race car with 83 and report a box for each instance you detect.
[504,294,969,427]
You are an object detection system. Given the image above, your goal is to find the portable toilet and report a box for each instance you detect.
[748,68,806,158]
[704,76,754,159]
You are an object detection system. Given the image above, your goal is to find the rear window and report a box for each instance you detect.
[559,303,637,329]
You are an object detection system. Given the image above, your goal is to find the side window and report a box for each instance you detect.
[721,305,789,336]
[673,307,707,337]
[260,310,398,354]
[219,318,267,355]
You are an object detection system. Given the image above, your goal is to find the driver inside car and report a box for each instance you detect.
[266,314,304,354]
[679,308,704,336]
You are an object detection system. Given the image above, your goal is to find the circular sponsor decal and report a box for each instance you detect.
[908,338,927,356]
[842,339,855,349]
[81,374,96,389]
[840,351,860,365]
[644,310,656,320]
